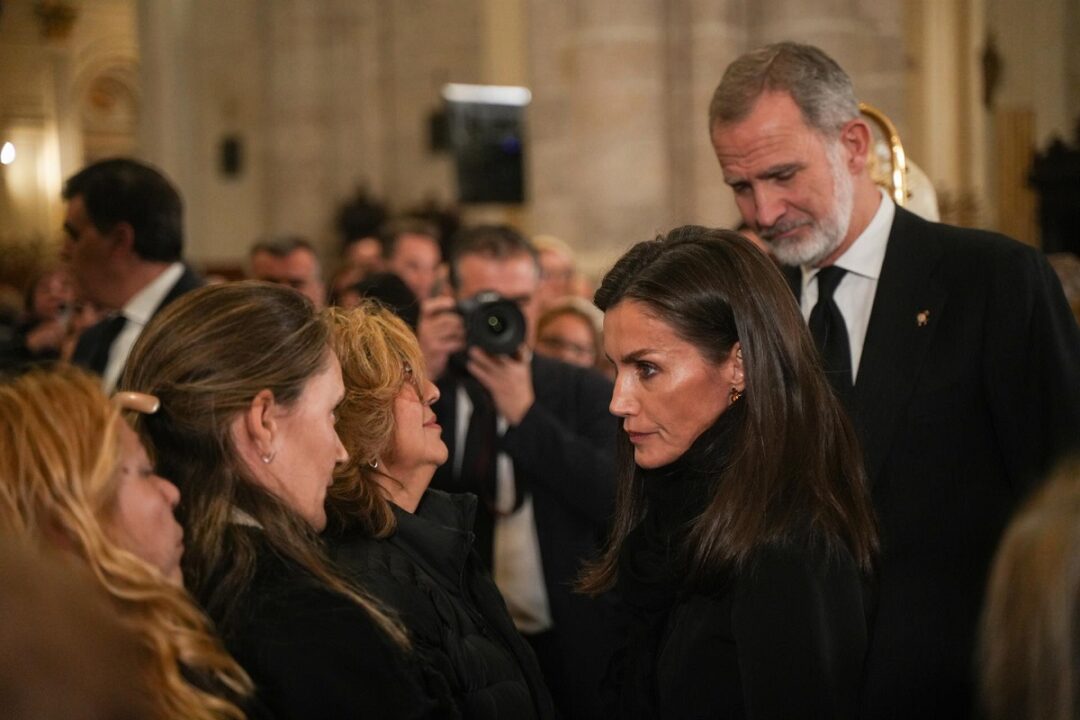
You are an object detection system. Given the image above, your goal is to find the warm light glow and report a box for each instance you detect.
[0,142,14,165]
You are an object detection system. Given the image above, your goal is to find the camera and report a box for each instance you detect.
[456,291,526,355]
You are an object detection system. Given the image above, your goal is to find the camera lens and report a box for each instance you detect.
[457,292,526,354]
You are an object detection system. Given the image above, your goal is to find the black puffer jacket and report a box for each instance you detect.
[331,489,556,720]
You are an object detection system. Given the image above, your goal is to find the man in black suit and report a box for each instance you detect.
[64,158,202,391]
[419,225,617,720]
[708,42,1080,719]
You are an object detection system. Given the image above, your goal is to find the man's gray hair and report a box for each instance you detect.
[708,42,859,135]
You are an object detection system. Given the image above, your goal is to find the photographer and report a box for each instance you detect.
[420,225,618,720]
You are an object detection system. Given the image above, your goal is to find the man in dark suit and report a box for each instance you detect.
[63,158,202,391]
[419,225,617,720]
[708,42,1080,719]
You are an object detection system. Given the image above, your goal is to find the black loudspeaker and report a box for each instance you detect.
[444,87,527,204]
[220,135,243,178]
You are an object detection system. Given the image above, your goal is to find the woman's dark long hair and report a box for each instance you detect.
[122,282,407,647]
[580,226,878,594]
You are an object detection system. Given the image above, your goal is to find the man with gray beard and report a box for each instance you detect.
[708,42,1080,720]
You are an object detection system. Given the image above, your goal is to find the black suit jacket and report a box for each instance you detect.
[72,264,203,378]
[788,206,1080,719]
[430,353,619,719]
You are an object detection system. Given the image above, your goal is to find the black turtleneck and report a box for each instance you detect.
[615,398,744,611]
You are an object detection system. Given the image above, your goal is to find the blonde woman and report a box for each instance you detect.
[123,282,448,719]
[979,457,1080,720]
[325,303,555,719]
[0,365,252,720]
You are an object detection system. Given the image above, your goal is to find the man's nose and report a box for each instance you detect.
[753,186,786,229]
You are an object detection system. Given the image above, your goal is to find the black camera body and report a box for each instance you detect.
[456,291,526,355]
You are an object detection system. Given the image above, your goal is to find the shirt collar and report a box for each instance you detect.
[122,262,185,326]
[802,187,894,285]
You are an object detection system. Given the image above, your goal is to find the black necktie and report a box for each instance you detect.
[460,374,500,568]
[87,313,128,376]
[808,266,853,396]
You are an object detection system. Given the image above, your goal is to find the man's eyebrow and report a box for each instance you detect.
[758,162,802,180]
[724,162,803,186]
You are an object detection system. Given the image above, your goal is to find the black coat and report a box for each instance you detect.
[213,529,447,720]
[431,354,621,719]
[602,408,869,720]
[621,542,867,720]
[331,490,557,720]
[786,207,1080,719]
[72,263,203,376]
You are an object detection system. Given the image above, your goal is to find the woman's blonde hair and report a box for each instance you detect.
[122,282,407,647]
[0,365,252,720]
[324,302,428,537]
[979,456,1080,720]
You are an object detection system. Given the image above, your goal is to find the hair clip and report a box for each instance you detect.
[112,391,161,415]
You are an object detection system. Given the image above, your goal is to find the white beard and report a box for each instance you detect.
[764,141,854,268]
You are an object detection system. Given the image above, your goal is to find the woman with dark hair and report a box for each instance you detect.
[324,303,555,719]
[581,226,878,719]
[123,282,447,719]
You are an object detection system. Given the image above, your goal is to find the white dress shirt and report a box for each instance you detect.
[799,189,894,381]
[102,262,185,392]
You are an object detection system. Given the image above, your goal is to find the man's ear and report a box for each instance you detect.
[108,221,137,259]
[240,389,278,459]
[839,118,873,175]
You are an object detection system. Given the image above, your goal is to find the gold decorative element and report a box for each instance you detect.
[860,102,909,207]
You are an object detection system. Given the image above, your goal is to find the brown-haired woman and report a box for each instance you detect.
[581,227,879,719]
[123,282,447,719]
[0,365,252,719]
[979,456,1080,720]
[324,303,555,719]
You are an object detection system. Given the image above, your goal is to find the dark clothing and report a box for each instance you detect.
[0,317,61,373]
[331,490,556,720]
[212,529,446,720]
[72,264,202,377]
[785,206,1080,719]
[603,404,869,720]
[431,354,620,719]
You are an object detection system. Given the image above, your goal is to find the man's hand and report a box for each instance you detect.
[416,296,465,380]
[467,345,535,426]
[24,319,67,354]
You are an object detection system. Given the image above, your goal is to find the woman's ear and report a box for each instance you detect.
[730,341,746,391]
[239,389,278,460]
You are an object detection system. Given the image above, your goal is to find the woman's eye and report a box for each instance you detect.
[638,362,658,379]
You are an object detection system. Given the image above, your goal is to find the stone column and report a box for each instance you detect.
[527,0,675,279]
[748,0,906,127]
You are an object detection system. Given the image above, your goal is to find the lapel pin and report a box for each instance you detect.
[916,310,930,327]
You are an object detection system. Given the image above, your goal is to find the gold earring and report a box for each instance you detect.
[729,386,743,404]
